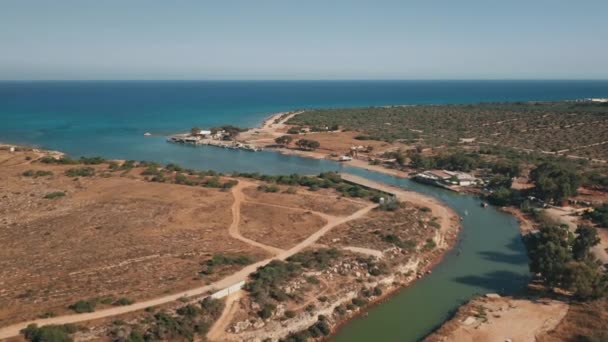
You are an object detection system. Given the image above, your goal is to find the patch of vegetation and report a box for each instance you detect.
[78,156,106,165]
[295,139,320,151]
[244,260,301,311]
[275,135,293,145]
[287,248,341,270]
[43,191,66,199]
[585,203,608,227]
[112,297,135,306]
[200,253,253,275]
[39,156,79,165]
[143,297,224,341]
[287,103,608,160]
[21,323,79,342]
[68,300,96,313]
[530,162,580,203]
[382,234,416,251]
[22,170,53,177]
[258,184,280,193]
[524,225,607,300]
[65,167,95,177]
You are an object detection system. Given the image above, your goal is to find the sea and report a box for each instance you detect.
[1,80,607,174]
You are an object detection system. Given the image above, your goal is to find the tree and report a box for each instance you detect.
[295,139,320,151]
[190,127,201,136]
[275,135,293,146]
[530,162,579,203]
[572,225,600,261]
[524,225,573,287]
[524,224,607,299]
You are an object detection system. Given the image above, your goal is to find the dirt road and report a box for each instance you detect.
[0,186,376,340]
[229,182,285,255]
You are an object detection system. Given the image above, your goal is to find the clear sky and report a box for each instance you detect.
[1,0,607,80]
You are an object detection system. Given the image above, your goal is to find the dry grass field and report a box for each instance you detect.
[0,149,379,329]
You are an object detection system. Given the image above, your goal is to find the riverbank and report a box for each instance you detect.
[425,295,568,342]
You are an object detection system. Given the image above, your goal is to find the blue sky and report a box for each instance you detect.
[1,0,607,80]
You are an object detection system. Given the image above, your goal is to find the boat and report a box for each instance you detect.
[481,202,488,208]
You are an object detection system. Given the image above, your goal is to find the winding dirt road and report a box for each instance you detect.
[0,181,376,340]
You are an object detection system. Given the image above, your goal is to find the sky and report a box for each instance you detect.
[1,0,607,80]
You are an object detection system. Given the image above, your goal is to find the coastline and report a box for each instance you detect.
[240,110,413,179]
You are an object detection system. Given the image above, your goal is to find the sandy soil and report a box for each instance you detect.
[426,296,569,342]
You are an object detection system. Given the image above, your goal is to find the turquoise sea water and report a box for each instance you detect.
[1,80,607,340]
[1,80,608,173]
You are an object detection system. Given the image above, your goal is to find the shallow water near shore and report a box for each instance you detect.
[2,80,605,340]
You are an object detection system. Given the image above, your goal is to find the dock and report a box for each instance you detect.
[167,134,261,152]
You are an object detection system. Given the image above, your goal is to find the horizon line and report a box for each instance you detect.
[2,79,608,82]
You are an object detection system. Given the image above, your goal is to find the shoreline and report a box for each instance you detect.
[240,110,413,179]
[329,219,461,340]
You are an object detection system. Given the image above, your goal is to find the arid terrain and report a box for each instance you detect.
[0,147,459,341]
[426,295,569,342]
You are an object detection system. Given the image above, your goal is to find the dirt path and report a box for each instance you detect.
[0,191,376,340]
[207,291,244,342]
[229,182,285,255]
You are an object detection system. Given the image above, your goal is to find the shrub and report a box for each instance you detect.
[284,310,296,319]
[44,191,65,199]
[258,184,279,193]
[22,170,53,177]
[78,156,105,165]
[112,297,134,306]
[352,297,367,307]
[21,324,77,342]
[68,300,96,313]
[258,303,276,319]
[65,167,95,177]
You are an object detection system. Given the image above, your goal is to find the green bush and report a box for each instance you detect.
[68,300,96,313]
[44,191,66,199]
[112,297,134,306]
[22,170,53,177]
[65,167,95,177]
[21,324,77,342]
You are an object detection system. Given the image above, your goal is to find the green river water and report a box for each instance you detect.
[332,168,530,341]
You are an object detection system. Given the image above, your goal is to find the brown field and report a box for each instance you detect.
[0,151,273,325]
[537,298,608,341]
[0,149,376,328]
[239,202,326,249]
[242,186,367,217]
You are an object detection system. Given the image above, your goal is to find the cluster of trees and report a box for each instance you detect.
[524,225,607,300]
[274,135,293,146]
[530,162,580,203]
[295,139,320,151]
